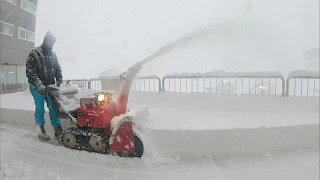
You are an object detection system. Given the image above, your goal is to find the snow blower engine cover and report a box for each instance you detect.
[77,92,117,128]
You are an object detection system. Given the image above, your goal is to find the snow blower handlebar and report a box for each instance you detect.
[46,85,78,124]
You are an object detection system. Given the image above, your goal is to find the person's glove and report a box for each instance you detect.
[56,78,63,87]
[36,82,46,96]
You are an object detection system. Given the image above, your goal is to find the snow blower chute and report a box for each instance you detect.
[47,61,147,158]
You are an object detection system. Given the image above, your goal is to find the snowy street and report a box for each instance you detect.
[1,89,319,180]
[1,117,319,180]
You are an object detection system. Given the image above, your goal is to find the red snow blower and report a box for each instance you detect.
[48,62,146,158]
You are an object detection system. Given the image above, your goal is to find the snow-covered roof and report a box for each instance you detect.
[163,70,284,78]
[99,69,122,78]
[135,75,161,79]
[287,70,320,79]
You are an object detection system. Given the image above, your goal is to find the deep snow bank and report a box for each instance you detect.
[126,92,319,157]
[128,92,319,129]
[128,92,319,114]
[140,124,319,158]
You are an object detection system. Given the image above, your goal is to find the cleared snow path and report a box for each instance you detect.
[1,108,319,180]
[1,123,319,180]
[1,108,318,158]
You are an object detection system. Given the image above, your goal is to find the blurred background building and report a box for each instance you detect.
[0,0,38,93]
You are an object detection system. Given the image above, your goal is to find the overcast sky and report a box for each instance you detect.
[35,0,319,79]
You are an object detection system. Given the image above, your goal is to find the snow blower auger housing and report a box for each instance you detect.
[48,62,146,158]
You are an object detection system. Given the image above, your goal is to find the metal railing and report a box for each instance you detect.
[72,76,162,92]
[65,79,90,90]
[3,70,319,98]
[286,70,320,97]
[132,76,162,92]
[162,72,286,96]
[0,83,28,94]
[89,77,120,91]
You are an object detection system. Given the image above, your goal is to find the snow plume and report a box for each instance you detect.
[136,128,179,165]
[137,16,310,77]
[110,112,132,129]
[287,70,320,79]
[110,107,178,163]
[110,106,149,129]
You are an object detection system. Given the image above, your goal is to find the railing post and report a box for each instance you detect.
[286,78,290,97]
[88,79,91,90]
[156,76,162,92]
[281,77,286,97]
[162,77,166,92]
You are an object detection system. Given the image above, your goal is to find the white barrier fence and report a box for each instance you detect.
[63,70,319,97]
[286,70,320,97]
[162,71,285,96]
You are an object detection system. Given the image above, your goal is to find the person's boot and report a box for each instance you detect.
[54,125,63,139]
[37,125,51,140]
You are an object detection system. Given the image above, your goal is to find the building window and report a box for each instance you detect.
[2,65,17,85]
[1,65,29,94]
[18,27,35,42]
[5,0,17,5]
[0,21,14,36]
[17,66,28,84]
[21,0,37,16]
[0,65,3,84]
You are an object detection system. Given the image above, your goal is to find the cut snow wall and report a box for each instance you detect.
[128,92,319,157]
[128,92,319,114]
[142,124,319,158]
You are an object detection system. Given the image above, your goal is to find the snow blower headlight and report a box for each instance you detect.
[97,94,105,102]
[94,92,111,105]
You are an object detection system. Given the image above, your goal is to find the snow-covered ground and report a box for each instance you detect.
[1,123,319,180]
[0,89,319,180]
